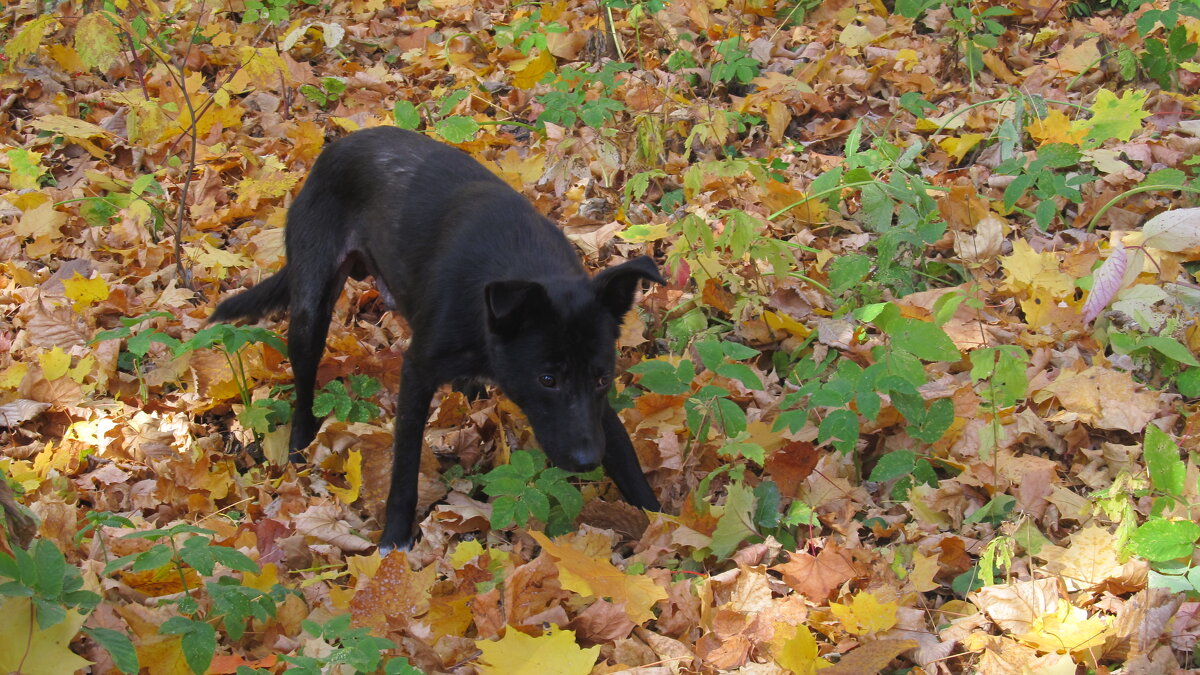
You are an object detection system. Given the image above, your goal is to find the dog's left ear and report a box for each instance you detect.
[592,255,665,320]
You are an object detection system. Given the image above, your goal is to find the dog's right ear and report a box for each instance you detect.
[485,280,550,336]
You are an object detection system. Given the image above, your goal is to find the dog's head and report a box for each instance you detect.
[484,255,664,472]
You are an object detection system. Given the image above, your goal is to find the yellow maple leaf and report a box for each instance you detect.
[938,133,985,162]
[450,539,485,568]
[1086,89,1149,144]
[62,272,110,312]
[511,49,556,89]
[0,362,29,389]
[0,597,92,675]
[39,346,71,381]
[190,240,251,274]
[908,549,940,593]
[476,625,599,675]
[1027,109,1088,146]
[14,201,66,239]
[775,624,832,674]
[136,633,193,675]
[1014,603,1110,654]
[764,310,812,340]
[829,591,899,636]
[328,449,363,504]
[529,530,667,624]
[243,563,280,592]
[1000,239,1075,298]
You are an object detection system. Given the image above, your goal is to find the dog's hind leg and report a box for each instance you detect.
[285,258,347,461]
[601,405,661,511]
[379,352,438,552]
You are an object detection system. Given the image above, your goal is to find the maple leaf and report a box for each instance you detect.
[328,449,363,504]
[1086,89,1150,144]
[529,530,667,625]
[475,625,599,675]
[829,591,900,636]
[349,551,435,634]
[62,272,110,313]
[772,544,859,602]
[0,597,92,675]
[775,624,832,674]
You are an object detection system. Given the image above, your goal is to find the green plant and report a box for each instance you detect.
[493,9,566,54]
[178,323,288,437]
[996,143,1096,230]
[92,311,180,399]
[775,302,959,455]
[313,374,382,423]
[1115,2,1200,88]
[300,76,347,108]
[280,614,422,674]
[536,61,633,129]
[943,3,1012,83]
[104,523,293,675]
[241,0,317,24]
[480,449,588,536]
[711,36,761,85]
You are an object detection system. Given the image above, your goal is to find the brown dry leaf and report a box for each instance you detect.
[1037,523,1144,591]
[971,578,1064,634]
[349,551,435,634]
[291,503,374,552]
[821,639,918,675]
[771,543,859,602]
[1038,366,1160,433]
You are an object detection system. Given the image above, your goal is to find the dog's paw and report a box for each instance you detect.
[377,530,414,556]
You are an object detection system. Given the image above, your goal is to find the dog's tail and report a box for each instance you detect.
[210,267,290,323]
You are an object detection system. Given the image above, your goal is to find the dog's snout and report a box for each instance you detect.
[563,449,602,473]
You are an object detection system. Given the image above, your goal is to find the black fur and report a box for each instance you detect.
[212,127,663,552]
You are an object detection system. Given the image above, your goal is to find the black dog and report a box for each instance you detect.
[212,127,663,551]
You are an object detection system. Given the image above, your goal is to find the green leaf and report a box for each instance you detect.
[209,546,259,573]
[909,397,954,443]
[483,477,528,498]
[434,116,480,143]
[162,617,217,675]
[1144,425,1185,498]
[818,409,858,454]
[1128,518,1200,562]
[885,318,961,362]
[630,360,691,395]
[84,627,140,674]
[522,488,551,524]
[1139,335,1200,367]
[710,482,756,558]
[1177,368,1200,398]
[1036,143,1082,168]
[752,480,781,529]
[829,254,871,294]
[393,101,421,129]
[490,497,518,529]
[869,450,917,482]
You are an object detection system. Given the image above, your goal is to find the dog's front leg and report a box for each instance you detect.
[601,404,661,512]
[378,357,437,553]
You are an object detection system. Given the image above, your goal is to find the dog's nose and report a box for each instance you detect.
[566,450,601,473]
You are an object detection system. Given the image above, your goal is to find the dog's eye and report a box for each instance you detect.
[596,375,611,389]
[539,374,557,388]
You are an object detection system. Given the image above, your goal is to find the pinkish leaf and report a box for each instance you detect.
[1081,241,1127,324]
